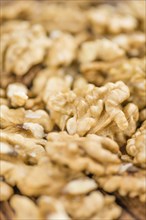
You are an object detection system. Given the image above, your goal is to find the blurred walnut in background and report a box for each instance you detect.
[0,1,145,220]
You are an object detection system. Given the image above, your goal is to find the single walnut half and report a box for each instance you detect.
[1,23,50,75]
[107,58,146,109]
[96,103,139,147]
[44,77,136,141]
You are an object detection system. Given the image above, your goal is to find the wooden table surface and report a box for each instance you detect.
[117,195,146,220]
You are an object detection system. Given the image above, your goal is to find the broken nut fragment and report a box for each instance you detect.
[44,77,133,141]
[1,23,50,75]
[78,39,125,63]
[7,83,28,107]
[97,170,146,202]
[88,4,137,34]
[63,191,122,220]
[0,105,53,137]
[63,177,97,195]
[126,121,146,168]
[81,57,145,109]
[45,32,77,67]
[46,132,121,176]
[10,195,41,220]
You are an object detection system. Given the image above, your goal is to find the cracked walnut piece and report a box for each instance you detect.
[43,77,138,141]
[37,192,121,220]
[0,160,69,196]
[97,170,146,202]
[7,83,28,107]
[46,131,121,176]
[0,105,53,136]
[112,32,145,57]
[88,4,137,34]
[0,159,92,197]
[107,58,146,109]
[10,195,42,220]
[1,23,50,75]
[0,130,46,164]
[63,177,97,195]
[78,38,125,63]
[126,120,146,168]
[81,57,145,109]
[38,196,71,220]
[118,1,145,30]
[45,31,77,67]
[62,192,121,220]
[1,1,87,34]
[8,191,121,220]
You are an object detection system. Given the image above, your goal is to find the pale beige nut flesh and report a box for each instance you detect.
[45,31,77,67]
[7,83,28,107]
[10,195,42,220]
[1,1,87,34]
[78,38,125,63]
[1,23,50,75]
[62,191,122,220]
[46,131,121,176]
[97,170,146,202]
[88,4,137,34]
[0,1,145,220]
[80,57,145,109]
[126,121,146,168]
[112,32,145,57]
[0,105,53,136]
[63,177,97,195]
[0,181,13,201]
[43,77,138,143]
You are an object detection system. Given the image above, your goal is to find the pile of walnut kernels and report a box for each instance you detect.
[0,1,146,219]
